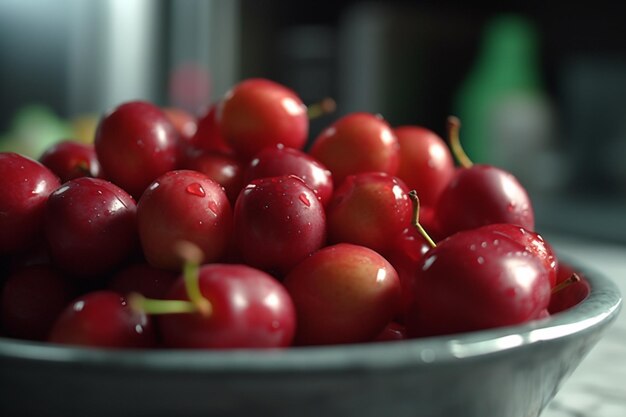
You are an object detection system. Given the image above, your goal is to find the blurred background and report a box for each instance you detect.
[1,0,625,244]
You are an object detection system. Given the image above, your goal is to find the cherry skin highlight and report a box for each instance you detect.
[39,140,102,183]
[0,153,61,254]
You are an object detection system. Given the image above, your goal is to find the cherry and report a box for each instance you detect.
[405,225,551,337]
[309,112,400,186]
[133,248,296,349]
[49,290,155,348]
[95,101,179,198]
[218,78,308,160]
[39,140,102,183]
[326,172,411,254]
[374,321,407,342]
[1,265,75,340]
[182,148,246,205]
[107,262,178,300]
[233,175,326,277]
[162,107,198,142]
[44,177,138,279]
[189,104,234,155]
[394,125,455,208]
[137,170,232,270]
[436,117,535,237]
[479,223,558,287]
[283,243,401,346]
[244,145,334,207]
[0,153,61,254]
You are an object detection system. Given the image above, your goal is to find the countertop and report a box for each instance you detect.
[542,235,626,417]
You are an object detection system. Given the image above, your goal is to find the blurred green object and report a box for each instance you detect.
[454,15,543,164]
[0,104,74,158]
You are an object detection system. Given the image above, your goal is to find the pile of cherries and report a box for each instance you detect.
[0,78,589,349]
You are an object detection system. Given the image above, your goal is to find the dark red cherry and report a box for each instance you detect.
[233,175,326,277]
[107,262,178,300]
[1,265,75,340]
[245,145,334,207]
[182,149,246,205]
[189,104,233,155]
[49,290,155,348]
[406,226,551,337]
[95,101,179,198]
[374,322,407,342]
[44,177,138,279]
[157,264,296,349]
[548,264,590,314]
[137,170,233,271]
[0,153,61,254]
[39,140,102,183]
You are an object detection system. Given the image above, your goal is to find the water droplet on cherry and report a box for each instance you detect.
[186,183,206,197]
[299,193,311,207]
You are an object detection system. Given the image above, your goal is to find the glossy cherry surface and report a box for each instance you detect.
[44,177,138,278]
[394,126,455,208]
[0,153,61,254]
[245,145,334,207]
[137,170,233,270]
[233,175,326,277]
[95,101,179,198]
[158,264,296,349]
[326,172,411,254]
[182,149,245,205]
[39,140,102,183]
[218,78,308,160]
[283,243,401,346]
[406,226,551,337]
[48,290,155,348]
[436,164,535,238]
[309,112,400,186]
[1,265,75,340]
[189,104,233,155]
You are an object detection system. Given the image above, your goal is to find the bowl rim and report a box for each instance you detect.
[0,258,621,373]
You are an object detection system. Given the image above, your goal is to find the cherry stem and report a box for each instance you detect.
[447,116,473,169]
[307,98,336,120]
[408,190,437,248]
[551,273,582,295]
[175,240,212,316]
[129,293,199,315]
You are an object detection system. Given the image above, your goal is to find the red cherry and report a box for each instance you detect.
[137,170,233,270]
[156,264,296,349]
[162,107,198,141]
[189,104,234,155]
[39,140,102,183]
[95,101,179,198]
[374,321,407,342]
[1,265,75,340]
[233,175,326,277]
[49,290,155,348]
[405,226,551,337]
[218,78,308,160]
[394,126,455,207]
[326,172,412,254]
[0,153,61,254]
[283,243,401,346]
[107,262,178,300]
[182,149,246,205]
[309,112,400,185]
[436,117,535,237]
[44,177,138,279]
[245,145,334,207]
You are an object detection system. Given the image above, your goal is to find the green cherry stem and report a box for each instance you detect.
[447,116,473,169]
[129,241,212,317]
[307,97,337,120]
[408,190,437,249]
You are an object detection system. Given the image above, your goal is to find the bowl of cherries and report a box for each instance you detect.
[0,78,621,417]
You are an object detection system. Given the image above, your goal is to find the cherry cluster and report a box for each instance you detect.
[0,78,589,349]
